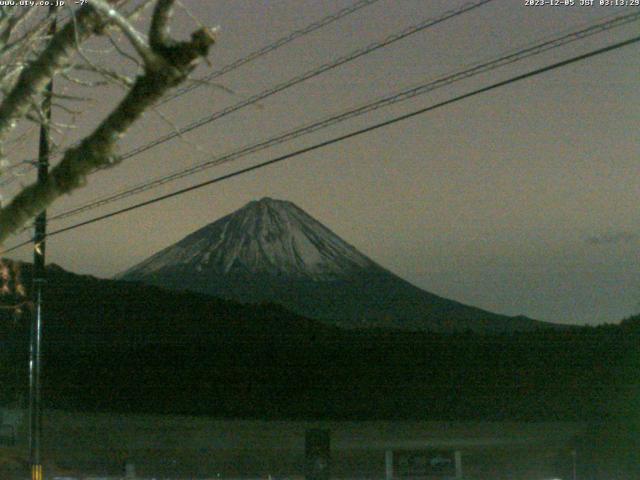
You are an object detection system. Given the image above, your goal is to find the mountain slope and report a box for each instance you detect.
[0,259,333,351]
[119,197,376,280]
[119,198,552,332]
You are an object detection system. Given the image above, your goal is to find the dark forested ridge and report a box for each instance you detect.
[119,198,555,333]
[1,260,638,422]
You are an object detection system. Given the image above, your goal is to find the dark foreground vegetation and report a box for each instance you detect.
[1,261,637,422]
[21,324,640,422]
[1,262,639,477]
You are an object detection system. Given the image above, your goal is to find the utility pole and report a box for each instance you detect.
[29,6,56,480]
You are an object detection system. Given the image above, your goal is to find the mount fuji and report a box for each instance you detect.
[118,198,550,332]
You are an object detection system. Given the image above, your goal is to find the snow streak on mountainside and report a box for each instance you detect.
[120,198,555,332]
[120,198,378,281]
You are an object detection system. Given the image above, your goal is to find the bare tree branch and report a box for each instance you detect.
[0,4,112,148]
[106,30,143,69]
[0,0,216,244]
[149,0,173,50]
[89,0,158,67]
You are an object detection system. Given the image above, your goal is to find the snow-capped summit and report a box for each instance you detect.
[119,197,376,281]
[119,198,551,332]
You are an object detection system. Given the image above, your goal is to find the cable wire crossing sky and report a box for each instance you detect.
[2,0,639,326]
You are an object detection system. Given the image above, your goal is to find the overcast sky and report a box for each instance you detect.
[3,0,639,325]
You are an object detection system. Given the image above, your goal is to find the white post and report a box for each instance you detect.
[454,450,463,478]
[125,459,136,479]
[385,450,394,480]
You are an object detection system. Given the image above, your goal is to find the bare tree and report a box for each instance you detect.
[0,0,216,245]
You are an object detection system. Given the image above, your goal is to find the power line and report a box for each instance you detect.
[158,0,382,106]
[4,33,638,254]
[47,11,640,223]
[107,0,495,161]
[0,0,382,187]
